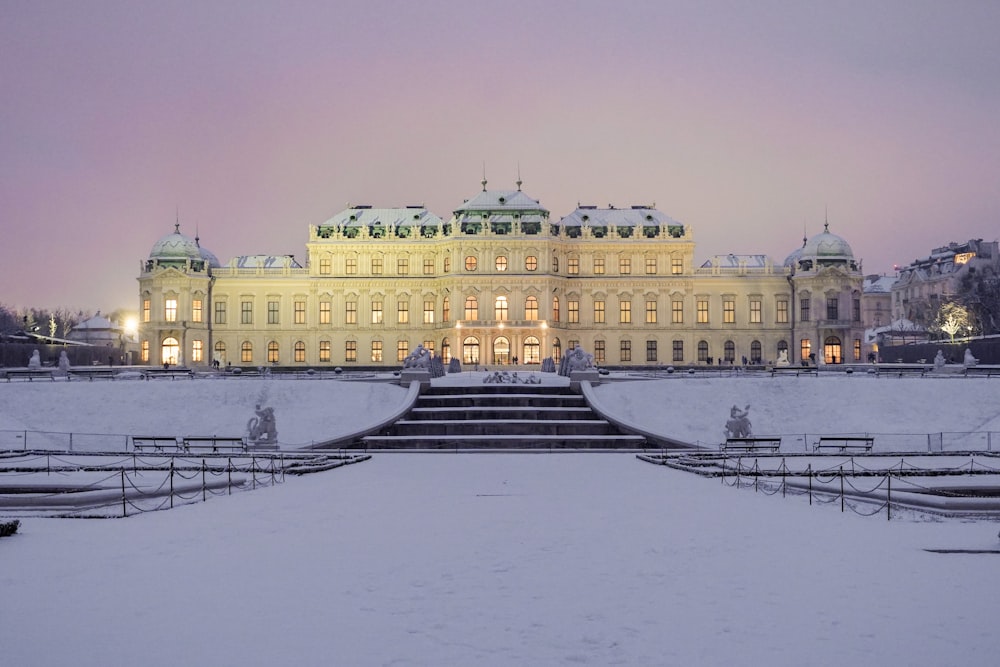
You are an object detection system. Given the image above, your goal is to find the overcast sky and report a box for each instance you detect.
[2,0,999,312]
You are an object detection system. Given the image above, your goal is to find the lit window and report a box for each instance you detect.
[294,300,306,324]
[424,300,435,324]
[671,257,683,275]
[465,256,477,271]
[142,299,150,323]
[496,256,508,271]
[192,340,203,363]
[594,257,605,275]
[619,300,631,324]
[319,257,331,275]
[645,258,656,274]
[619,258,631,275]
[552,297,560,322]
[645,300,657,324]
[697,299,709,324]
[568,300,579,323]
[397,258,408,275]
[141,340,149,362]
[371,341,383,362]
[267,341,279,363]
[191,299,203,323]
[371,258,383,275]
[320,301,331,324]
[345,340,357,362]
[346,258,357,275]
[553,256,559,272]
[214,341,226,363]
[397,341,409,362]
[164,298,177,322]
[346,301,357,324]
[241,341,253,363]
[424,258,434,275]
[464,296,478,320]
[525,296,538,321]
[397,301,409,324]
[777,299,789,324]
[525,256,537,271]
[443,297,450,322]
[723,299,735,324]
[594,300,605,324]
[294,341,306,362]
[594,340,605,364]
[750,299,762,324]
[801,338,812,361]
[568,257,579,274]
[319,340,331,362]
[444,256,451,272]
[372,301,383,324]
[494,296,508,321]
[672,300,683,324]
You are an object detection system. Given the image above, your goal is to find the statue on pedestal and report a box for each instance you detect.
[27,350,41,370]
[725,405,752,439]
[248,404,277,445]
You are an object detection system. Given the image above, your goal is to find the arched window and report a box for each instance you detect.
[463,336,480,365]
[294,340,306,363]
[214,341,226,364]
[552,296,560,322]
[523,336,540,364]
[464,296,478,321]
[493,336,510,365]
[698,340,709,363]
[750,340,762,364]
[241,341,253,363]
[552,338,562,363]
[525,296,538,321]
[267,341,279,363]
[441,337,451,363]
[494,296,508,321]
[161,337,179,366]
[724,340,736,363]
[442,296,450,322]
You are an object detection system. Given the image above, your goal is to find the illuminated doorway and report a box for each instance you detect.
[492,336,510,365]
[824,336,842,364]
[161,337,179,365]
[463,336,480,365]
[523,336,540,364]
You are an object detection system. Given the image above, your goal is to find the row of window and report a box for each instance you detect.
[314,255,686,276]
[144,335,862,366]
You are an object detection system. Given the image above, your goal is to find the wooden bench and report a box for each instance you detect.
[133,436,180,452]
[181,436,247,453]
[70,368,117,381]
[875,365,927,378]
[813,436,874,452]
[721,437,781,453]
[963,366,1000,378]
[142,368,194,380]
[2,369,56,382]
[770,367,817,377]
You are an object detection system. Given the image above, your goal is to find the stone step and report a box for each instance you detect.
[391,419,617,436]
[416,393,585,408]
[408,406,595,420]
[422,385,569,395]
[359,434,648,450]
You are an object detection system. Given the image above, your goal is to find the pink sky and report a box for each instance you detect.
[2,0,999,312]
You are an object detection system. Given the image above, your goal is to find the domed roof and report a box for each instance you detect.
[149,224,201,261]
[197,241,221,268]
[783,245,804,268]
[801,224,854,260]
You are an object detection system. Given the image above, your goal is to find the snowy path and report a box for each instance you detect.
[3,453,998,665]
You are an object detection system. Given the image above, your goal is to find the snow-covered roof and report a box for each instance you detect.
[863,275,897,293]
[229,255,303,269]
[454,189,546,214]
[321,206,444,229]
[700,254,772,269]
[556,206,684,230]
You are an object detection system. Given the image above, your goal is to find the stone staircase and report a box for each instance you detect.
[360,384,647,450]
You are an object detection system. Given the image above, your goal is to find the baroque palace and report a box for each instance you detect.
[138,180,865,369]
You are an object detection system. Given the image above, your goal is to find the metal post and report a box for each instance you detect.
[808,464,812,505]
[782,458,786,498]
[121,469,127,517]
[228,457,232,495]
[840,466,845,513]
[69,432,73,452]
[252,456,257,490]
[886,472,891,521]
[170,459,174,509]
[202,459,206,502]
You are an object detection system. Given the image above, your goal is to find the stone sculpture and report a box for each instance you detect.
[725,404,752,439]
[963,348,979,368]
[27,350,41,370]
[248,404,278,444]
[933,350,946,370]
[558,346,595,377]
[775,350,790,366]
[57,351,71,374]
[402,344,431,370]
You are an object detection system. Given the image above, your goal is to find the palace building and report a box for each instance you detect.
[138,181,866,369]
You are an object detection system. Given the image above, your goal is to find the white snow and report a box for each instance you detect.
[2,371,999,665]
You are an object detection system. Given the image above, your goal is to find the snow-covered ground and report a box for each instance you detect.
[2,371,999,665]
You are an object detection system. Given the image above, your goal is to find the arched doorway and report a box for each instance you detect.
[463,336,480,365]
[161,337,179,365]
[824,336,842,364]
[523,336,540,364]
[552,338,562,363]
[492,336,510,365]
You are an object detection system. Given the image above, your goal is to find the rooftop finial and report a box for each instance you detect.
[516,162,522,191]
[175,206,180,234]
[824,205,829,232]
[802,223,807,247]
[195,223,200,247]
[481,161,487,192]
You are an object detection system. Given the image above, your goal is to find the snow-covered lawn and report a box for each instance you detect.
[2,372,999,665]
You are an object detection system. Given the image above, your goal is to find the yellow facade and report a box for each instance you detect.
[138,187,866,368]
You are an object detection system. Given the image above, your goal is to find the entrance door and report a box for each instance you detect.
[463,336,480,365]
[523,336,540,364]
[492,336,510,365]
[824,336,842,364]
[161,337,179,365]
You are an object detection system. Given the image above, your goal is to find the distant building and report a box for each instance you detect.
[138,182,865,368]
[891,239,1000,324]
